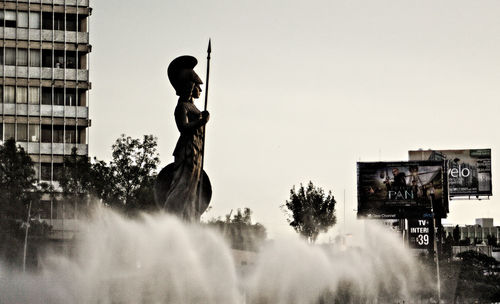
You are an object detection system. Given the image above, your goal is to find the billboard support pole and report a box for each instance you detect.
[431,197,441,303]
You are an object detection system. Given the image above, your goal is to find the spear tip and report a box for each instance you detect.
[207,38,212,54]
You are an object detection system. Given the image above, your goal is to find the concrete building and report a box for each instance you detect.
[475,218,494,228]
[444,218,500,246]
[0,0,91,238]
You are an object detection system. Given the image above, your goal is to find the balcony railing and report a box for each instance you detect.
[0,104,88,119]
[0,28,89,44]
[0,66,89,81]
[17,142,88,155]
[3,0,89,7]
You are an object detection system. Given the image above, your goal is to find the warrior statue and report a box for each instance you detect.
[155,54,212,221]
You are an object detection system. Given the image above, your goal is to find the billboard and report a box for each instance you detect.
[357,161,448,219]
[408,219,433,249]
[409,149,492,197]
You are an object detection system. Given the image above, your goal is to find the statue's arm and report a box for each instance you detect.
[175,106,208,133]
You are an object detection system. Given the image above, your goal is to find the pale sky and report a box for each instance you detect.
[89,0,500,238]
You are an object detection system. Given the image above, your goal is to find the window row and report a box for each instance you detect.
[0,48,87,69]
[1,123,85,144]
[0,10,87,32]
[0,10,40,29]
[0,86,86,106]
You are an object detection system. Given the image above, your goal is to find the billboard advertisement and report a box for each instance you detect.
[409,149,492,197]
[408,219,433,249]
[357,161,448,219]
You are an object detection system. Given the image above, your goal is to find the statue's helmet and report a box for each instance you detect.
[167,55,203,97]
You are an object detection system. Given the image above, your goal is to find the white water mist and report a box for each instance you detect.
[0,209,433,304]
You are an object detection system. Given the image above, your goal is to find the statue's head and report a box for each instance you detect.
[168,55,203,98]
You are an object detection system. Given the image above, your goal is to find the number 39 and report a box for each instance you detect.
[416,234,429,245]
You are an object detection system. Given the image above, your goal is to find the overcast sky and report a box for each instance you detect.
[89,0,500,238]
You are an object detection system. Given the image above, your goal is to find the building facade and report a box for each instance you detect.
[444,218,500,246]
[0,0,91,237]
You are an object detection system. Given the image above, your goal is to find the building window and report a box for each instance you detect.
[17,124,28,141]
[17,11,29,28]
[4,86,15,103]
[29,125,40,142]
[65,129,76,144]
[16,87,28,104]
[78,127,86,144]
[42,87,52,105]
[1,48,30,66]
[41,163,51,181]
[54,88,64,105]
[41,125,51,143]
[30,49,41,67]
[54,13,64,31]
[66,88,76,106]
[66,53,76,69]
[4,124,15,140]
[4,48,16,65]
[0,87,3,103]
[0,11,17,28]
[0,11,39,28]
[54,50,64,68]
[42,49,52,68]
[0,124,3,141]
[42,12,52,30]
[29,87,40,104]
[53,163,64,181]
[53,127,64,143]
[17,49,28,66]
[29,12,40,29]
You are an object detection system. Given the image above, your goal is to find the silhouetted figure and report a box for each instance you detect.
[155,55,212,221]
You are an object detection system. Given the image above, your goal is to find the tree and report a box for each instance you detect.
[58,147,94,217]
[0,139,50,267]
[56,135,160,215]
[107,134,160,214]
[454,250,500,302]
[282,181,336,243]
[206,208,267,251]
[0,139,38,219]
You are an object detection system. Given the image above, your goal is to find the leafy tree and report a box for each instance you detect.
[109,134,160,214]
[454,250,500,302]
[0,139,38,219]
[207,208,267,251]
[58,147,93,217]
[0,139,50,267]
[282,181,336,243]
[89,158,115,204]
[56,135,160,215]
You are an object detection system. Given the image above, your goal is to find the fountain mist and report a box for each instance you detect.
[0,208,433,303]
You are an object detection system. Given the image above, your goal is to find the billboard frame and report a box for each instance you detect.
[357,160,448,219]
[409,149,492,198]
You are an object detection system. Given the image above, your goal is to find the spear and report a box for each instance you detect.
[201,39,211,170]
[196,39,211,220]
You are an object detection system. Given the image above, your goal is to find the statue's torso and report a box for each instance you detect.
[173,101,203,166]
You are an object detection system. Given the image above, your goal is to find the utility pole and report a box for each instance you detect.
[22,202,32,273]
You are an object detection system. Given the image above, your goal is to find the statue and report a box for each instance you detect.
[155,46,212,221]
